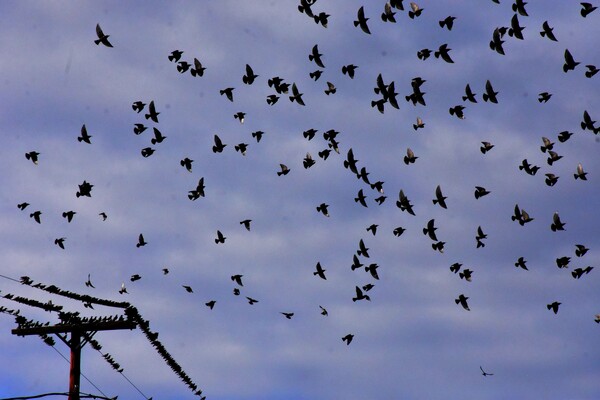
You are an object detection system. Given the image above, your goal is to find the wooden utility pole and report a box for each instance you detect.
[12,319,136,400]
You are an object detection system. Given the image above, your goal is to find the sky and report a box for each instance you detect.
[1,1,599,399]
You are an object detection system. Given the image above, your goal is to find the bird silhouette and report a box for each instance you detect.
[132,101,146,113]
[545,173,559,187]
[190,58,206,77]
[85,274,95,288]
[575,244,589,257]
[130,274,141,282]
[515,257,528,271]
[136,234,147,248]
[512,0,528,16]
[281,312,294,319]
[54,238,66,249]
[366,224,378,236]
[212,135,226,153]
[365,263,380,280]
[246,297,258,305]
[25,151,40,165]
[180,158,193,172]
[540,21,557,41]
[133,124,147,135]
[423,219,438,241]
[141,147,155,158]
[563,49,580,73]
[252,131,265,143]
[314,12,330,27]
[483,80,498,103]
[434,43,454,63]
[78,124,92,143]
[62,211,76,223]
[144,101,160,123]
[316,203,330,217]
[538,92,552,103]
[183,285,193,293]
[99,212,108,221]
[320,306,328,316]
[119,282,128,294]
[393,227,406,237]
[439,16,456,30]
[234,143,248,156]
[352,286,371,302]
[551,212,565,231]
[572,266,594,279]
[404,148,418,164]
[585,65,599,78]
[472,186,489,198]
[480,366,494,377]
[450,263,462,273]
[151,127,166,145]
[309,70,323,81]
[303,152,315,169]
[455,294,470,311]
[220,87,234,102]
[342,64,358,79]
[324,81,336,95]
[240,219,252,231]
[490,27,506,55]
[266,94,280,105]
[519,159,540,176]
[396,190,415,215]
[547,301,561,314]
[277,164,290,176]
[242,64,258,85]
[17,202,29,211]
[408,2,423,18]
[463,84,478,103]
[309,44,325,68]
[476,226,487,248]
[417,48,432,60]
[76,181,93,198]
[508,14,525,40]
[459,269,473,282]
[342,334,354,345]
[354,6,371,34]
[581,2,597,17]
[168,50,183,62]
[355,189,368,208]
[205,300,216,309]
[413,117,425,130]
[94,24,113,47]
[433,185,448,209]
[314,262,327,280]
[357,239,370,258]
[176,61,191,73]
[574,163,587,180]
[215,230,226,244]
[231,274,243,287]
[289,83,306,106]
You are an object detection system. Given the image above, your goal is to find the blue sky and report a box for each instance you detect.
[1,1,599,399]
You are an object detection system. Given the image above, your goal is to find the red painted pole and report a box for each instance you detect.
[68,331,81,400]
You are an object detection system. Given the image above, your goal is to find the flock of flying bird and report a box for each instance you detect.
[9,0,600,393]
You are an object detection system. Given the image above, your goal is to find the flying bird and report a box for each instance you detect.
[151,127,166,145]
[205,300,216,309]
[231,274,244,287]
[220,87,235,102]
[489,27,506,55]
[417,48,432,60]
[99,212,108,221]
[168,50,183,62]
[183,285,193,293]
[538,92,552,103]
[575,244,589,257]
[545,173,559,187]
[354,189,368,208]
[320,306,328,316]
[540,21,557,41]
[76,181,93,198]
[234,112,246,124]
[404,148,418,164]
[133,124,147,135]
[480,141,494,154]
[455,294,470,311]
[551,212,565,231]
[212,135,227,153]
[413,117,425,130]
[434,43,454,63]
[119,282,128,294]
[476,226,487,248]
[408,2,423,18]
[180,157,193,172]
[585,64,599,78]
[515,257,528,271]
[130,274,141,282]
[94,24,113,47]
[281,312,294,320]
[141,147,155,158]
[354,6,371,34]
[144,101,159,123]
[176,61,191,73]
[78,124,92,143]
[393,227,406,237]
[450,263,462,273]
[309,44,325,68]
[512,0,529,16]
[463,84,477,103]
[252,130,265,142]
[25,151,40,165]
[62,211,76,223]
[240,219,252,231]
[366,224,378,236]
[342,334,354,345]
[352,286,371,302]
[365,263,380,280]
[246,297,258,305]
[547,301,561,314]
[136,234,147,248]
[17,202,29,211]
[483,80,498,103]
[342,64,358,79]
[289,83,306,106]
[357,239,370,258]
[423,219,438,241]
[314,262,327,280]
[242,64,258,85]
[433,185,448,209]
[190,58,206,77]
[85,274,95,288]
[574,163,587,180]
[480,366,494,377]
[324,81,336,95]
[381,3,397,23]
[54,238,66,249]
[277,164,290,176]
[396,189,415,215]
[439,16,456,30]
[316,203,329,217]
[563,49,580,73]
[581,2,598,17]
[132,101,146,113]
[309,70,323,81]
[508,14,525,40]
[215,230,226,244]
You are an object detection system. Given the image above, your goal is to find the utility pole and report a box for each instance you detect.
[12,319,136,400]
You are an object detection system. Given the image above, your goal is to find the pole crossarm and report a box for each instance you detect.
[11,320,136,337]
